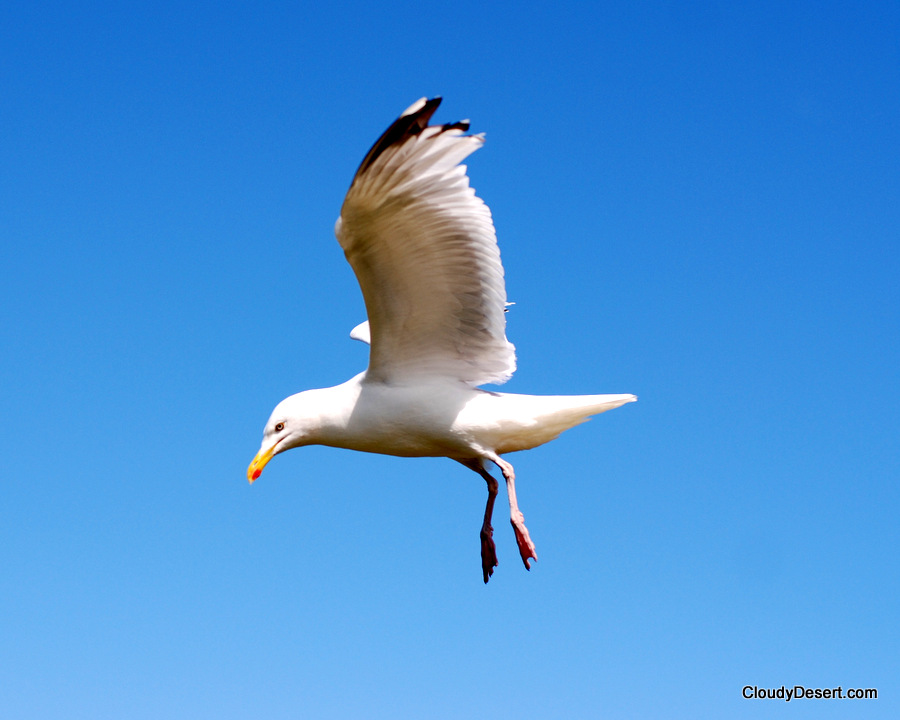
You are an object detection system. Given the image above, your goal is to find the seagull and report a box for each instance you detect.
[247,97,636,582]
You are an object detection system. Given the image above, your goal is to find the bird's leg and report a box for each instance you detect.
[490,454,538,570]
[479,472,499,583]
[459,458,500,583]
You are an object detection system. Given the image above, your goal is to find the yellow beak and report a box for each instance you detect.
[247,444,277,483]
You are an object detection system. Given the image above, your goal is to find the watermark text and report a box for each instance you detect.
[742,685,877,702]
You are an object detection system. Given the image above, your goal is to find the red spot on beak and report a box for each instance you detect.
[251,468,262,481]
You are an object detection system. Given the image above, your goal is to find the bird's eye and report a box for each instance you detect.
[274,422,285,432]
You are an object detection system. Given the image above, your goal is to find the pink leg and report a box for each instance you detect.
[489,454,538,570]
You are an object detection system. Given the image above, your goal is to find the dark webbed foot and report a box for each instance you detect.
[480,523,498,583]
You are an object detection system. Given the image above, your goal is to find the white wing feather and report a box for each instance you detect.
[349,320,371,344]
[335,98,516,386]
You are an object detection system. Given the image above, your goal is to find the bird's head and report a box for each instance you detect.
[246,392,318,483]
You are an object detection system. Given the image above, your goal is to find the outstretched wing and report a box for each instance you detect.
[334,97,516,386]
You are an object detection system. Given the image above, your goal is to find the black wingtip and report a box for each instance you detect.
[352,97,470,181]
[442,120,470,133]
[353,98,441,178]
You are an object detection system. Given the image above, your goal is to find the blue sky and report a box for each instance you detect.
[2,1,898,717]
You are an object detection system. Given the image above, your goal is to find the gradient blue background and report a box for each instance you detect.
[2,1,898,717]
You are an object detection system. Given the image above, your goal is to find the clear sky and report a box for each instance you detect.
[2,1,898,718]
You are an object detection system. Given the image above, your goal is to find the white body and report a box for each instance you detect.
[269,373,635,460]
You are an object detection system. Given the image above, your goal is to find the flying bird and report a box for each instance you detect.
[247,97,636,582]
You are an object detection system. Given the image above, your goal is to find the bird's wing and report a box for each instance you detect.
[349,320,370,344]
[334,97,516,386]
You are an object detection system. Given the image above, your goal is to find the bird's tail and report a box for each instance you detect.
[541,393,637,434]
[493,392,636,454]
